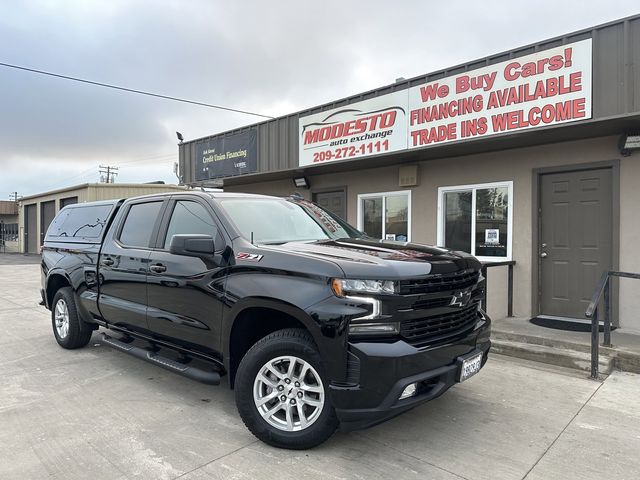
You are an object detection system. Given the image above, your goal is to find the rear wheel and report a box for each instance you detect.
[51,287,93,349]
[235,328,338,449]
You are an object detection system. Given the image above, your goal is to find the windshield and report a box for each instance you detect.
[218,197,364,244]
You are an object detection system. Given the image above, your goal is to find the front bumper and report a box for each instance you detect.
[330,312,491,431]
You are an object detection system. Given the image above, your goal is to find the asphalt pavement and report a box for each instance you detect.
[1,261,638,480]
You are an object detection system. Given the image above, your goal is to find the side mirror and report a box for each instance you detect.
[169,234,215,257]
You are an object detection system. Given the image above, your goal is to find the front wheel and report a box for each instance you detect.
[234,328,338,449]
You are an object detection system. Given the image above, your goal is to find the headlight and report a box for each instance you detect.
[331,278,396,297]
[330,279,399,337]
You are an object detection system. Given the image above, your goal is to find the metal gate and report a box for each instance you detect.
[0,223,18,253]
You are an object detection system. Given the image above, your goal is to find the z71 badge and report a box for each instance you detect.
[235,252,263,262]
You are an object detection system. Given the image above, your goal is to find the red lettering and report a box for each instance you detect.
[410,123,457,146]
[419,82,449,102]
[504,62,520,81]
[569,72,582,93]
[564,47,573,68]
[303,110,399,145]
[379,111,396,128]
[548,54,564,71]
[303,130,319,145]
[491,99,587,132]
[457,76,470,93]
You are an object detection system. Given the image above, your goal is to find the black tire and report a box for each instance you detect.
[235,328,339,449]
[51,287,93,349]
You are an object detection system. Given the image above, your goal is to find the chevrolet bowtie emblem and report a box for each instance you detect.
[450,289,472,308]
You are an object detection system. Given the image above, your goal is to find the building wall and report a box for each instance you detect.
[225,135,640,332]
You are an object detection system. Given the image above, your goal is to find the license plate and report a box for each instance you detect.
[458,351,483,382]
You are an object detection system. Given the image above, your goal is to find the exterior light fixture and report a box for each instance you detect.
[293,176,309,189]
[619,133,640,156]
[176,131,184,143]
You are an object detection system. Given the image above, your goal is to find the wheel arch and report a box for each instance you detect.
[225,298,319,389]
[46,271,73,309]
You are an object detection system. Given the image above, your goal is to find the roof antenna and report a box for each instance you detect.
[250,231,254,245]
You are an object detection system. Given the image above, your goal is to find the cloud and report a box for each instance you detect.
[0,0,639,195]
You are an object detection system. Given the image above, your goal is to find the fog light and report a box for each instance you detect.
[399,383,417,400]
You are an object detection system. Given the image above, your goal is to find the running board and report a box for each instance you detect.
[99,333,221,385]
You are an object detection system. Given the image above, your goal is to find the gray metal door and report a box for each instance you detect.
[24,203,38,253]
[539,168,612,319]
[40,200,56,244]
[60,196,78,208]
[313,189,346,221]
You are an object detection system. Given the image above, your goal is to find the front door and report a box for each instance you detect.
[539,168,613,319]
[313,189,346,221]
[146,197,228,354]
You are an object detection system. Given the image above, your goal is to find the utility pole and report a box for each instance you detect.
[9,192,21,203]
[99,165,118,184]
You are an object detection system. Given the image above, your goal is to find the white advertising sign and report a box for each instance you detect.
[298,91,408,167]
[407,39,592,148]
[297,39,592,166]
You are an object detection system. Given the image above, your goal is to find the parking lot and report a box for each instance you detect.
[1,255,639,480]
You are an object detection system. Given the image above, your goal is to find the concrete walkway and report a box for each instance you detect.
[1,264,639,480]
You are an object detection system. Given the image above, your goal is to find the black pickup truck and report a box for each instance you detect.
[41,191,490,449]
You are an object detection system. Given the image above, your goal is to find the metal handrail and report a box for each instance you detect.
[585,270,640,379]
[481,260,515,317]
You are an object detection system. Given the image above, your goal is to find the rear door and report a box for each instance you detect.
[97,198,166,333]
[146,196,228,353]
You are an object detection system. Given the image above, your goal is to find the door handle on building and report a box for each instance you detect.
[540,252,548,258]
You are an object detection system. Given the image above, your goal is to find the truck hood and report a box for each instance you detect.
[263,238,481,279]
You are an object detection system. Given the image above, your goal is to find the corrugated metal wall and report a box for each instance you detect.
[180,15,640,185]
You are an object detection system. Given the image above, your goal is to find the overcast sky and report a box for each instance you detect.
[0,1,638,197]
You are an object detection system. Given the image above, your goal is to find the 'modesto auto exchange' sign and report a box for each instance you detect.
[298,39,592,167]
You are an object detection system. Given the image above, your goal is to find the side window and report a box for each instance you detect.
[119,201,163,248]
[164,201,218,249]
[46,204,114,240]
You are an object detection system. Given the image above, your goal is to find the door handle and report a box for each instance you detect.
[101,258,114,266]
[540,252,548,258]
[149,264,167,273]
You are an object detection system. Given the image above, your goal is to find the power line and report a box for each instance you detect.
[99,165,118,184]
[0,61,275,120]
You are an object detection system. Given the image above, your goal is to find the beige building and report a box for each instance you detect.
[19,183,186,254]
[178,16,640,333]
